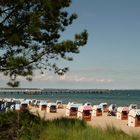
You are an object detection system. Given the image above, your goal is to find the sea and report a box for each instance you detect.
[0,90,140,107]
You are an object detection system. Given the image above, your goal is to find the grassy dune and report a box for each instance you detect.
[0,110,139,140]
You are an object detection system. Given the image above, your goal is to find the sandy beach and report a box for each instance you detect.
[29,105,140,136]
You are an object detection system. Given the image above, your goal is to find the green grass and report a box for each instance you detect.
[0,110,140,140]
[40,121,140,140]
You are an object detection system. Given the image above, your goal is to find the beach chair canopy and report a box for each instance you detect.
[13,99,21,104]
[93,105,102,110]
[129,104,137,110]
[18,99,25,102]
[122,107,129,112]
[99,103,108,107]
[136,111,140,116]
[25,99,32,102]
[56,100,62,104]
[39,102,47,106]
[47,103,56,107]
[83,105,93,111]
[117,107,129,113]
[4,98,12,102]
[21,101,29,104]
[40,100,48,103]
[70,104,82,108]
[108,104,117,111]
[84,102,92,106]
[129,109,140,117]
[67,102,74,106]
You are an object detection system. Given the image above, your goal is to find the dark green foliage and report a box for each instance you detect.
[0,0,88,87]
[0,111,18,139]
[17,110,45,140]
[0,110,45,140]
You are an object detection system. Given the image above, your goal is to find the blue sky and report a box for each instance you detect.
[1,0,140,89]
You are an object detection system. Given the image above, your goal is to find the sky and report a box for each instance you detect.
[1,0,140,89]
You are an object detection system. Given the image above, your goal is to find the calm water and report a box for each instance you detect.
[0,90,140,107]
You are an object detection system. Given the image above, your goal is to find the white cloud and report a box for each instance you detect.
[58,74,113,83]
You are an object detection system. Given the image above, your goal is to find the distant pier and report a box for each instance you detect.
[0,88,111,94]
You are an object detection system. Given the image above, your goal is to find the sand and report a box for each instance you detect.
[29,106,140,135]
